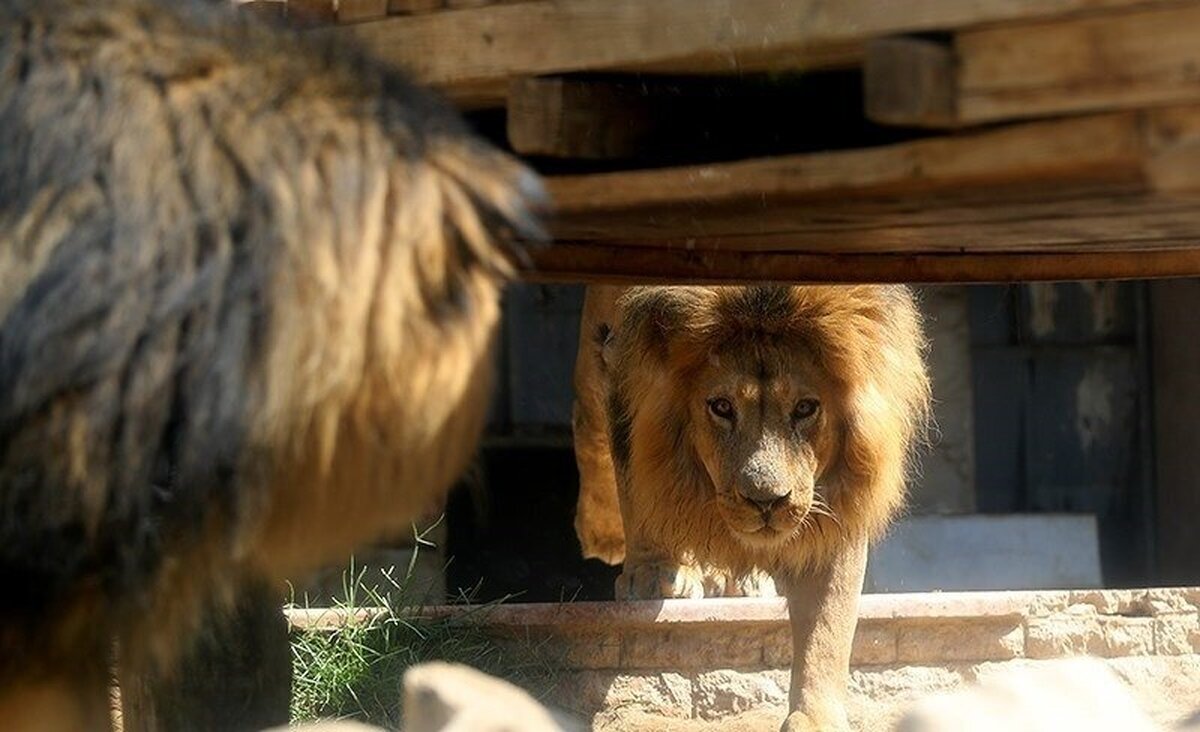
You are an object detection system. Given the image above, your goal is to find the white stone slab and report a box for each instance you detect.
[865,513,1102,593]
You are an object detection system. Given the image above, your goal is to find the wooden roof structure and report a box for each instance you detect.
[244,0,1200,283]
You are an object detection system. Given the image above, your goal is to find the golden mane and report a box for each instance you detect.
[606,285,932,574]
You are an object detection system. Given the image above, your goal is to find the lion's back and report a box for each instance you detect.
[0,0,542,674]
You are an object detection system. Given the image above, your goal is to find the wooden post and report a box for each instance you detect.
[120,582,292,732]
[864,36,959,128]
[1150,279,1200,585]
[507,77,657,159]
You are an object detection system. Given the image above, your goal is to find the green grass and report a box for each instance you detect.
[287,521,561,729]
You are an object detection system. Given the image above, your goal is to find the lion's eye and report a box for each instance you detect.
[793,399,821,422]
[708,397,735,421]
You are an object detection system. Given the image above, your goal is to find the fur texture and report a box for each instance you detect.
[0,0,543,722]
[575,284,931,580]
[574,284,931,730]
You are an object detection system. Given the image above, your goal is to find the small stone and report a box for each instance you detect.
[894,658,1158,732]
[402,661,583,732]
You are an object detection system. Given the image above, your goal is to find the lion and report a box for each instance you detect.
[573,284,931,731]
[0,0,544,728]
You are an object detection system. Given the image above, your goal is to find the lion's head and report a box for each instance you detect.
[606,285,931,571]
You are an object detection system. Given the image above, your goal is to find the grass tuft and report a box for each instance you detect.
[288,520,561,728]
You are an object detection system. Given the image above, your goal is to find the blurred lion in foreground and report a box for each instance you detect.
[574,285,930,732]
[0,0,544,728]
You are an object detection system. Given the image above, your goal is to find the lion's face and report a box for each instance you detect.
[685,340,840,549]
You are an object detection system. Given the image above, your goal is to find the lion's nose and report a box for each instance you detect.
[748,496,782,514]
[737,480,788,512]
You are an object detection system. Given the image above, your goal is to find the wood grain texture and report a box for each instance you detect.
[338,0,1159,106]
[507,76,656,158]
[547,111,1152,212]
[524,103,1200,283]
[869,4,1200,127]
[523,243,1200,284]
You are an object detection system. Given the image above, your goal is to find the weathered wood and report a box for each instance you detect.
[286,0,336,23]
[868,4,1200,128]
[519,104,1200,284]
[865,36,958,128]
[236,0,288,21]
[336,0,389,22]
[507,77,656,159]
[120,583,291,732]
[387,0,442,13]
[522,244,1200,284]
[339,0,1159,107]
[553,194,1200,252]
[547,111,1154,212]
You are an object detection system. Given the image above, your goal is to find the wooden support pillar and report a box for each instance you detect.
[1150,279,1200,585]
[864,36,959,128]
[120,582,292,732]
[507,77,657,159]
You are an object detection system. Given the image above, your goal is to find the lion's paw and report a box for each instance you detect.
[780,707,849,732]
[712,567,778,598]
[579,528,626,565]
[615,561,706,600]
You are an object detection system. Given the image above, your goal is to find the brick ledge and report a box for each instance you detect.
[286,587,1200,632]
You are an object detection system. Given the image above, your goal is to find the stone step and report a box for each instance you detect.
[287,588,1200,730]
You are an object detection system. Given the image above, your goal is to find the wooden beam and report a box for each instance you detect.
[336,0,388,22]
[868,4,1200,128]
[548,111,1151,211]
[338,0,1159,107]
[523,243,1200,284]
[387,0,442,13]
[865,36,959,128]
[507,77,656,158]
[521,103,1200,284]
[285,0,336,23]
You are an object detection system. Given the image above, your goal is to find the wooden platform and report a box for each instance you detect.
[240,0,1200,283]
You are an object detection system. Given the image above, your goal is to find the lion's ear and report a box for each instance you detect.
[612,287,713,367]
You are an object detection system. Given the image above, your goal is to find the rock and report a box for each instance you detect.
[893,658,1158,732]
[402,662,584,732]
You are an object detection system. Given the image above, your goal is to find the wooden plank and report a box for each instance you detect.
[552,195,1200,252]
[522,243,1200,284]
[868,4,1200,128]
[507,77,656,158]
[336,0,389,22]
[547,111,1150,211]
[236,0,289,21]
[338,0,1160,107]
[522,103,1200,284]
[865,36,958,128]
[287,0,336,23]
[387,0,442,12]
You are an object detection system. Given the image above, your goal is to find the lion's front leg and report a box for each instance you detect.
[615,554,708,600]
[776,534,868,732]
